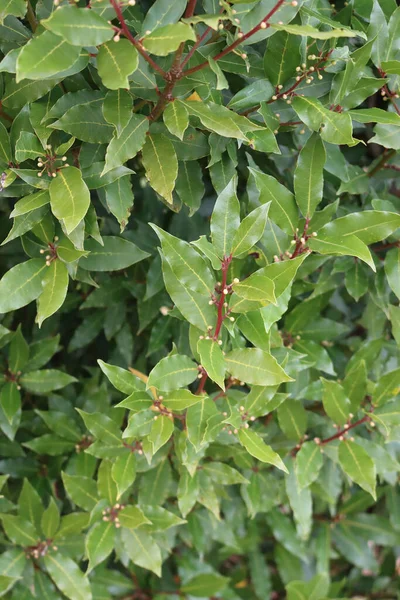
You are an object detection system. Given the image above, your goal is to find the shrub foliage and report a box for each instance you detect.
[0,0,400,598]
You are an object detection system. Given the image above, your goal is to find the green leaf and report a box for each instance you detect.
[142,133,178,204]
[2,205,49,245]
[182,100,264,140]
[103,113,148,174]
[197,338,226,389]
[79,236,149,271]
[318,211,400,244]
[97,40,138,89]
[264,30,301,86]
[210,177,240,259]
[1,515,38,546]
[16,31,80,82]
[203,462,248,485]
[277,399,307,441]
[249,168,298,235]
[385,247,400,300]
[231,203,270,258]
[0,121,11,167]
[0,382,20,438]
[62,472,98,510]
[103,89,133,137]
[98,360,145,394]
[373,368,400,406]
[371,399,400,430]
[321,378,351,426]
[41,498,60,539]
[369,123,400,149]
[176,161,204,215]
[238,429,288,473]
[43,553,92,600]
[162,389,202,411]
[309,235,375,271]
[233,272,277,305]
[225,348,292,386]
[118,505,150,530]
[0,259,47,313]
[381,59,400,74]
[49,167,90,235]
[51,100,114,144]
[295,441,323,489]
[111,451,136,498]
[36,260,69,327]
[339,440,376,499]
[10,190,50,217]
[152,224,214,295]
[148,414,174,453]
[294,134,325,219]
[105,176,134,233]
[43,5,113,46]
[271,23,366,39]
[143,23,196,56]
[121,528,162,576]
[163,100,189,140]
[292,96,356,145]
[18,479,44,532]
[9,325,29,373]
[141,0,186,33]
[181,573,229,597]
[147,354,198,392]
[349,108,400,126]
[86,521,115,573]
[20,369,76,393]
[0,0,25,22]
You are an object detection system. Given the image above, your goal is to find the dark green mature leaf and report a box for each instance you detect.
[339,441,376,500]
[98,40,139,89]
[16,31,80,81]
[294,134,325,219]
[181,573,229,596]
[250,168,298,235]
[143,23,196,56]
[225,348,292,386]
[49,167,90,234]
[142,133,178,204]
[0,259,47,313]
[44,553,92,600]
[147,354,198,391]
[210,177,240,259]
[79,237,150,271]
[238,429,288,473]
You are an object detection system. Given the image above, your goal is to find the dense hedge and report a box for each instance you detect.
[0,0,400,598]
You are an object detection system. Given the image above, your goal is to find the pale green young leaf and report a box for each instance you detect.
[51,101,114,144]
[308,235,375,271]
[231,203,270,258]
[292,96,356,145]
[49,167,90,234]
[97,40,138,89]
[0,0,25,22]
[104,176,134,233]
[1,515,38,546]
[118,505,150,529]
[321,378,351,426]
[0,258,47,313]
[15,132,45,163]
[225,348,292,386]
[43,5,113,46]
[121,528,162,576]
[142,133,178,204]
[143,23,196,56]
[295,441,323,489]
[103,89,133,137]
[148,414,174,454]
[20,369,76,393]
[182,100,264,140]
[210,177,240,259]
[152,224,215,295]
[233,272,277,305]
[111,451,136,498]
[41,498,60,539]
[271,23,366,39]
[44,553,92,600]
[10,190,50,217]
[2,205,49,245]
[373,368,400,406]
[36,259,69,327]
[277,399,307,441]
[249,168,298,235]
[162,389,202,411]
[338,440,376,500]
[86,521,115,573]
[147,354,198,392]
[349,108,400,126]
[98,360,145,394]
[238,429,288,473]
[163,100,189,140]
[16,31,80,82]
[141,0,186,33]
[294,133,326,219]
[197,338,226,390]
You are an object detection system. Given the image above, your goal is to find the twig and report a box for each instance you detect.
[184,0,197,18]
[109,0,167,78]
[26,0,38,32]
[367,148,396,177]
[182,0,286,77]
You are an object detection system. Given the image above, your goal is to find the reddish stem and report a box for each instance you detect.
[182,0,286,77]
[319,415,370,445]
[180,25,213,69]
[184,0,197,18]
[109,0,166,78]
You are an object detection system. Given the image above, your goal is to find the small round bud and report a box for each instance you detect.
[229,316,234,322]
[38,162,43,167]
[52,172,57,177]
[234,18,240,24]
[37,172,42,177]
[62,156,67,161]
[240,381,245,386]
[296,66,301,72]
[128,0,135,4]
[250,416,256,421]
[237,32,243,39]
[233,277,239,284]
[218,23,224,30]
[278,84,283,90]
[197,373,203,379]
[291,0,298,5]
[46,144,52,149]
[233,429,238,434]
[312,231,317,237]
[272,95,278,101]
[218,340,223,345]
[54,236,59,241]
[318,74,323,80]
[278,20,283,24]
[301,63,306,69]
[282,94,287,100]
[223,302,228,307]
[241,53,247,60]
[309,66,315,72]
[40,249,45,254]
[275,113,280,117]
[208,300,214,305]
[300,237,305,245]
[349,413,354,419]
[306,78,312,84]
[145,30,151,35]
[223,412,228,417]
[113,35,120,42]
[296,76,301,81]
[339,436,344,441]
[300,129,305,134]
[286,99,291,105]
[260,21,267,29]
[223,288,228,295]
[240,406,244,411]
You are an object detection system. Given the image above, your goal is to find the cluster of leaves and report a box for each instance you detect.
[0,0,400,598]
